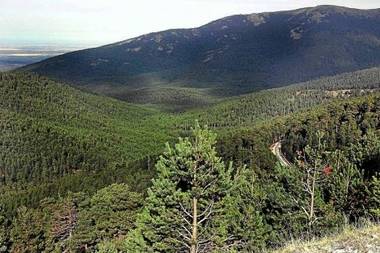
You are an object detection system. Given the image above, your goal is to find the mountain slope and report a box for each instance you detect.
[21,5,380,107]
[1,74,379,251]
[0,72,175,185]
[179,66,380,130]
[2,65,379,212]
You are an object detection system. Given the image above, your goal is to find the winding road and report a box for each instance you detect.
[270,141,292,167]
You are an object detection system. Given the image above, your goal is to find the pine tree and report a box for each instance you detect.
[295,131,327,231]
[67,184,142,252]
[226,168,270,251]
[368,176,380,220]
[124,123,256,252]
[10,206,46,252]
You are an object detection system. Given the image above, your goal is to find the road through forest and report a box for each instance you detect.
[270,141,292,167]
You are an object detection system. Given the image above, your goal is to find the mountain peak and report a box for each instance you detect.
[21,5,380,102]
[293,4,379,17]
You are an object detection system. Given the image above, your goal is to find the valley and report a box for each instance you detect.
[0,68,379,252]
[1,4,379,253]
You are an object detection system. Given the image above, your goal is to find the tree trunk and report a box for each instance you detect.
[309,169,316,228]
[190,197,198,253]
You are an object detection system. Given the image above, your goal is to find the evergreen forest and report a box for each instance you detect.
[0,69,379,252]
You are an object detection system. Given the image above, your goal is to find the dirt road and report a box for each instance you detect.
[270,141,292,167]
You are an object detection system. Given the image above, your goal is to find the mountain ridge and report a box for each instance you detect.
[20,5,380,108]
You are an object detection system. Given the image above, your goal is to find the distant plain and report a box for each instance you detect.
[0,45,89,71]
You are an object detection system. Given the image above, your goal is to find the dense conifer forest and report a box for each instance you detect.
[3,3,380,252]
[0,73,177,218]
[0,70,379,252]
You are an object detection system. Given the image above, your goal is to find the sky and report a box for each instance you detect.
[1,0,379,47]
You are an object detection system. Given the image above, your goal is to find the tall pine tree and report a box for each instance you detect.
[124,123,266,252]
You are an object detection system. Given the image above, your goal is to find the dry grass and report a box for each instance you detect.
[272,224,380,253]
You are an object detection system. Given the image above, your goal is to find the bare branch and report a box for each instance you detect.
[181,225,192,237]
[198,209,213,225]
[180,214,192,226]
[199,202,213,218]
[290,195,310,217]
[179,203,193,218]
[178,231,192,241]
[177,240,191,249]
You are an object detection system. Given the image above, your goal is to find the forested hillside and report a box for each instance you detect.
[0,72,178,218]
[3,1,380,252]
[0,70,379,251]
[1,68,379,217]
[21,5,380,108]
[2,94,378,252]
[179,67,380,129]
[0,72,178,182]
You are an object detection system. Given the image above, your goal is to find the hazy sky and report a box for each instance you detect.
[1,0,379,47]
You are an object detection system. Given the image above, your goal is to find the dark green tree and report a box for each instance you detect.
[370,176,380,219]
[124,123,265,252]
[10,206,46,252]
[68,184,142,251]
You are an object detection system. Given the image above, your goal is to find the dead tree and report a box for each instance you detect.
[51,201,78,241]
[293,131,327,233]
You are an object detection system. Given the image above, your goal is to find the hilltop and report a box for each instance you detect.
[20,5,380,109]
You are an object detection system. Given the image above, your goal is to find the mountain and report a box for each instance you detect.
[20,5,380,108]
[179,66,380,129]
[3,65,378,216]
[0,72,176,216]
[1,73,379,251]
[3,3,380,252]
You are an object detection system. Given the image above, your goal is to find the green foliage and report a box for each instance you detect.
[97,241,119,253]
[370,177,380,219]
[281,95,380,221]
[205,94,380,247]
[0,70,379,252]
[125,124,269,252]
[0,72,175,216]
[67,184,142,251]
[327,150,364,216]
[227,168,271,251]
[0,72,174,184]
[179,68,380,130]
[2,183,141,252]
[10,206,46,252]
[282,95,380,159]
[95,85,219,112]
[51,93,380,251]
